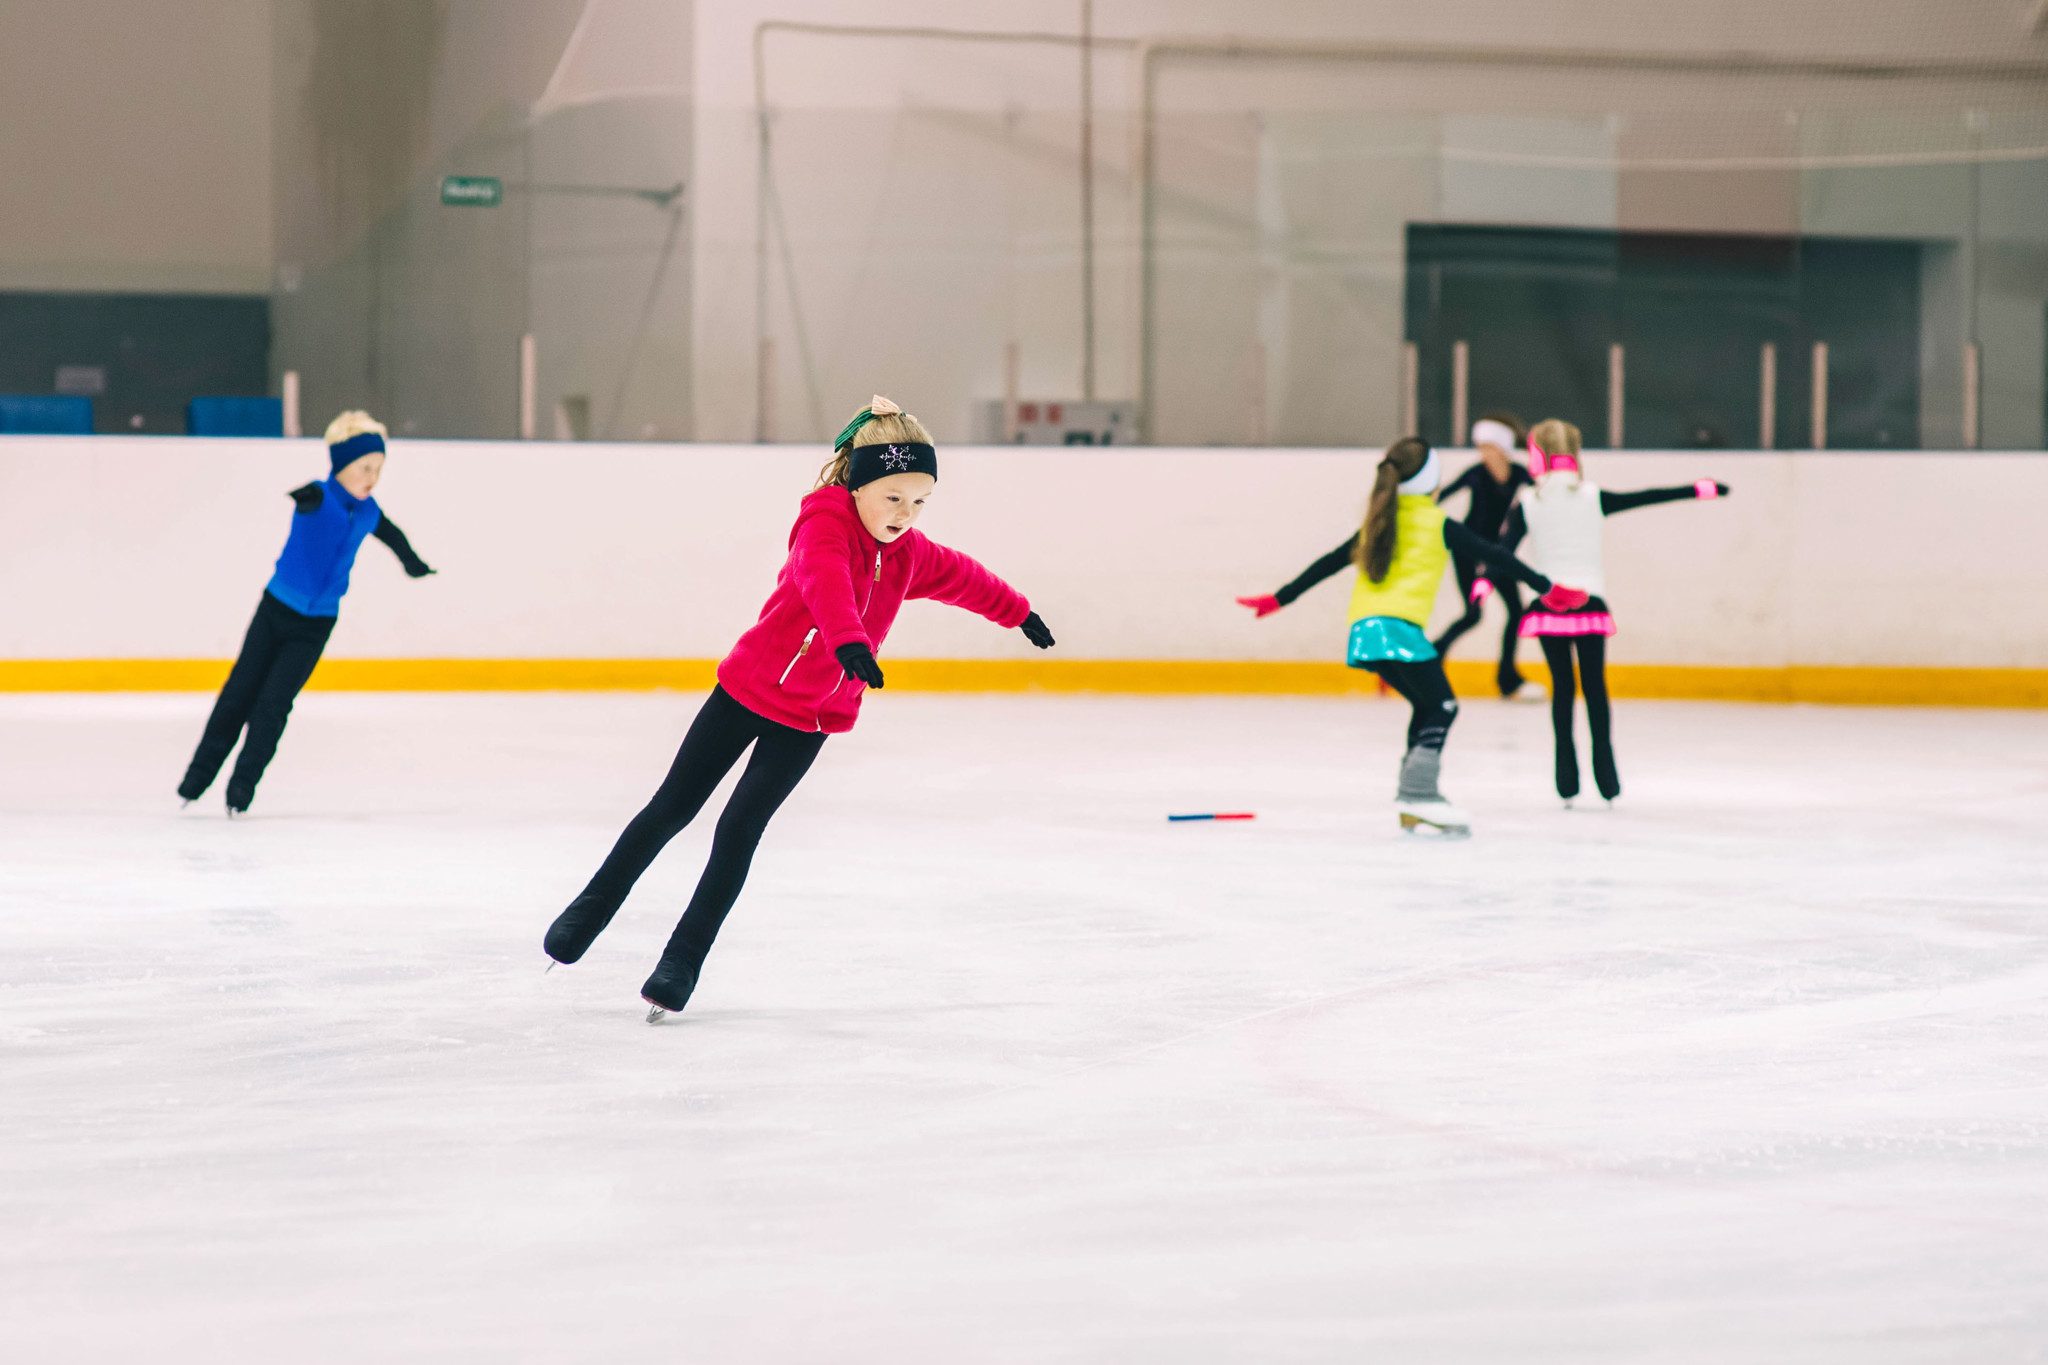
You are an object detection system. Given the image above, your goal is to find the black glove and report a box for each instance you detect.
[402,558,436,579]
[1020,611,1055,649]
[836,642,884,689]
[288,482,324,513]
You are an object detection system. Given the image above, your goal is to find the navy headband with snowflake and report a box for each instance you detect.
[835,395,936,490]
[847,439,937,491]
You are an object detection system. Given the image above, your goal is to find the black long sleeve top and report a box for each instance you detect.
[1272,521,1552,607]
[1437,461,1534,537]
[1500,482,1727,551]
[369,516,433,577]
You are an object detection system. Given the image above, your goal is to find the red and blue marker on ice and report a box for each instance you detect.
[1167,812,1256,822]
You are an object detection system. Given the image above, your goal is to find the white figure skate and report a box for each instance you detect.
[1393,745,1471,837]
[1509,680,1549,704]
[1396,798,1472,838]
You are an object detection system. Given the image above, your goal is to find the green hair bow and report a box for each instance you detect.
[833,394,903,451]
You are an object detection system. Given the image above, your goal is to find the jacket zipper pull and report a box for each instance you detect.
[874,550,882,583]
[778,627,817,687]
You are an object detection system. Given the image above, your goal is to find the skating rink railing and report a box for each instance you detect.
[2,437,2043,706]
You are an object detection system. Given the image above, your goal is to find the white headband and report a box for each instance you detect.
[1470,419,1518,452]
[1396,447,1441,496]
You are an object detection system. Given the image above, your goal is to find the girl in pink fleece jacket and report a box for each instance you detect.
[545,397,1054,1020]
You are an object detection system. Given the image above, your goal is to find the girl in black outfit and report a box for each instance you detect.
[1431,413,1538,698]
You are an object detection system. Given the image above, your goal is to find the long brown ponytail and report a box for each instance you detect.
[1354,437,1431,583]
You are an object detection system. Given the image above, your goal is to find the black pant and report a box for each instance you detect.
[179,592,336,810]
[1431,550,1527,696]
[1539,635,1617,800]
[1364,658,1459,751]
[577,686,826,974]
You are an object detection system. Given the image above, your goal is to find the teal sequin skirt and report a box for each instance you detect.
[1346,616,1437,667]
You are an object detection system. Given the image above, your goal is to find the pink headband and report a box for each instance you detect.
[1528,435,1579,477]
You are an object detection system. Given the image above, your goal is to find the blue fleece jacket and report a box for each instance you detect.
[266,478,382,617]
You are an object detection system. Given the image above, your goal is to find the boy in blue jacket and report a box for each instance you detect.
[177,411,434,814]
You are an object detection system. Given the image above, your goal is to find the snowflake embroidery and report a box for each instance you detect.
[880,444,914,472]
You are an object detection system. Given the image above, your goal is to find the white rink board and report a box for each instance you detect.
[1,690,2045,1360]
[1,435,2045,668]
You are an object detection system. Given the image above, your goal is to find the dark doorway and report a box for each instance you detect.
[0,292,270,435]
[1406,225,1920,449]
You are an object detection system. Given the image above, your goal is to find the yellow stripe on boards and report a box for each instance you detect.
[881,659,1385,695]
[0,658,2042,707]
[304,659,723,692]
[0,659,723,693]
[0,659,235,691]
[1459,662,2048,708]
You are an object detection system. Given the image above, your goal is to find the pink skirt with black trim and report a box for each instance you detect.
[1520,593,1616,638]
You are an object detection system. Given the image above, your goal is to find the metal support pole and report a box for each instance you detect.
[754,27,771,444]
[1400,341,1419,439]
[281,370,301,438]
[1248,342,1268,446]
[1811,340,1829,449]
[758,337,777,443]
[1607,343,1625,449]
[1450,340,1469,445]
[1003,341,1020,443]
[1137,42,1158,441]
[1079,0,1096,402]
[1758,343,1776,450]
[1963,341,1981,449]
[519,333,537,440]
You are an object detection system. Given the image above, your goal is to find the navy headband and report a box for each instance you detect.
[329,431,385,475]
[847,441,937,491]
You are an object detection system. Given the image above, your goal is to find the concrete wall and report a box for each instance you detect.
[0,0,271,293]
[2,436,2043,675]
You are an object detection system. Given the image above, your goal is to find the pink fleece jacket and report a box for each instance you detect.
[717,485,1031,733]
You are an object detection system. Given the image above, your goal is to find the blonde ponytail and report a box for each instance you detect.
[1527,418,1584,489]
[1528,418,1580,462]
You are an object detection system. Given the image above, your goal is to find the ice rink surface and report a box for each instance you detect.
[3,689,2046,1363]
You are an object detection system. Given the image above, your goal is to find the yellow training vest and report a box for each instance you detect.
[1346,495,1449,627]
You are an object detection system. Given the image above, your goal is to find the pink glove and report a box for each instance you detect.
[1539,584,1589,611]
[1236,594,1282,618]
[1469,577,1494,604]
[1695,479,1727,500]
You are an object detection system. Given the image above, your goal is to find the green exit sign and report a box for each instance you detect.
[440,175,503,207]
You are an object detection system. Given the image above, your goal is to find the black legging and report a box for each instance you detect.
[1363,658,1459,751]
[179,592,336,811]
[1538,635,1618,800]
[560,685,825,975]
[1431,551,1527,696]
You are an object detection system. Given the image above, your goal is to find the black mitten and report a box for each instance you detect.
[1020,612,1055,649]
[402,557,436,579]
[836,642,884,688]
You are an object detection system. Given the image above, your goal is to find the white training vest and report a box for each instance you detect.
[1521,478,1606,597]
